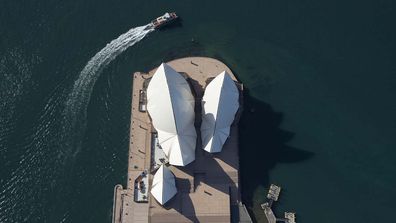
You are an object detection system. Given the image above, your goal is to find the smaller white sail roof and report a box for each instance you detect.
[150,165,177,205]
[201,71,239,153]
[147,63,196,166]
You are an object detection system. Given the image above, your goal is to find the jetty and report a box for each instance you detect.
[261,184,296,223]
[112,57,252,223]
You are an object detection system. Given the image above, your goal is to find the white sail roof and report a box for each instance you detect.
[147,63,196,166]
[150,165,177,205]
[201,71,239,153]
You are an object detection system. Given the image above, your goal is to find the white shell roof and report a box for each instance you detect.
[147,63,196,166]
[201,71,239,153]
[150,165,177,205]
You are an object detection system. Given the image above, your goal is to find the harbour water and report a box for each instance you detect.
[1,0,396,222]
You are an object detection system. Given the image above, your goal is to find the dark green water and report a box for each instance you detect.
[1,0,395,222]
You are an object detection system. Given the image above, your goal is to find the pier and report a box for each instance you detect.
[112,57,252,223]
[261,184,296,223]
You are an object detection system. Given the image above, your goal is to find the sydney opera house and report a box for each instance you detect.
[147,62,240,203]
[112,57,252,223]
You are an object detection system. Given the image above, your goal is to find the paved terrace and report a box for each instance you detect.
[113,57,250,223]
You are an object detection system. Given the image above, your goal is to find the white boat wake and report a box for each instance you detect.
[63,23,154,152]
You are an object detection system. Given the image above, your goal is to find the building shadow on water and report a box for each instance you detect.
[239,89,314,222]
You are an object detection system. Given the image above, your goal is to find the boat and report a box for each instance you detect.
[151,12,179,29]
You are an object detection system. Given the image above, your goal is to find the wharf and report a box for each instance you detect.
[261,184,296,223]
[112,57,252,223]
